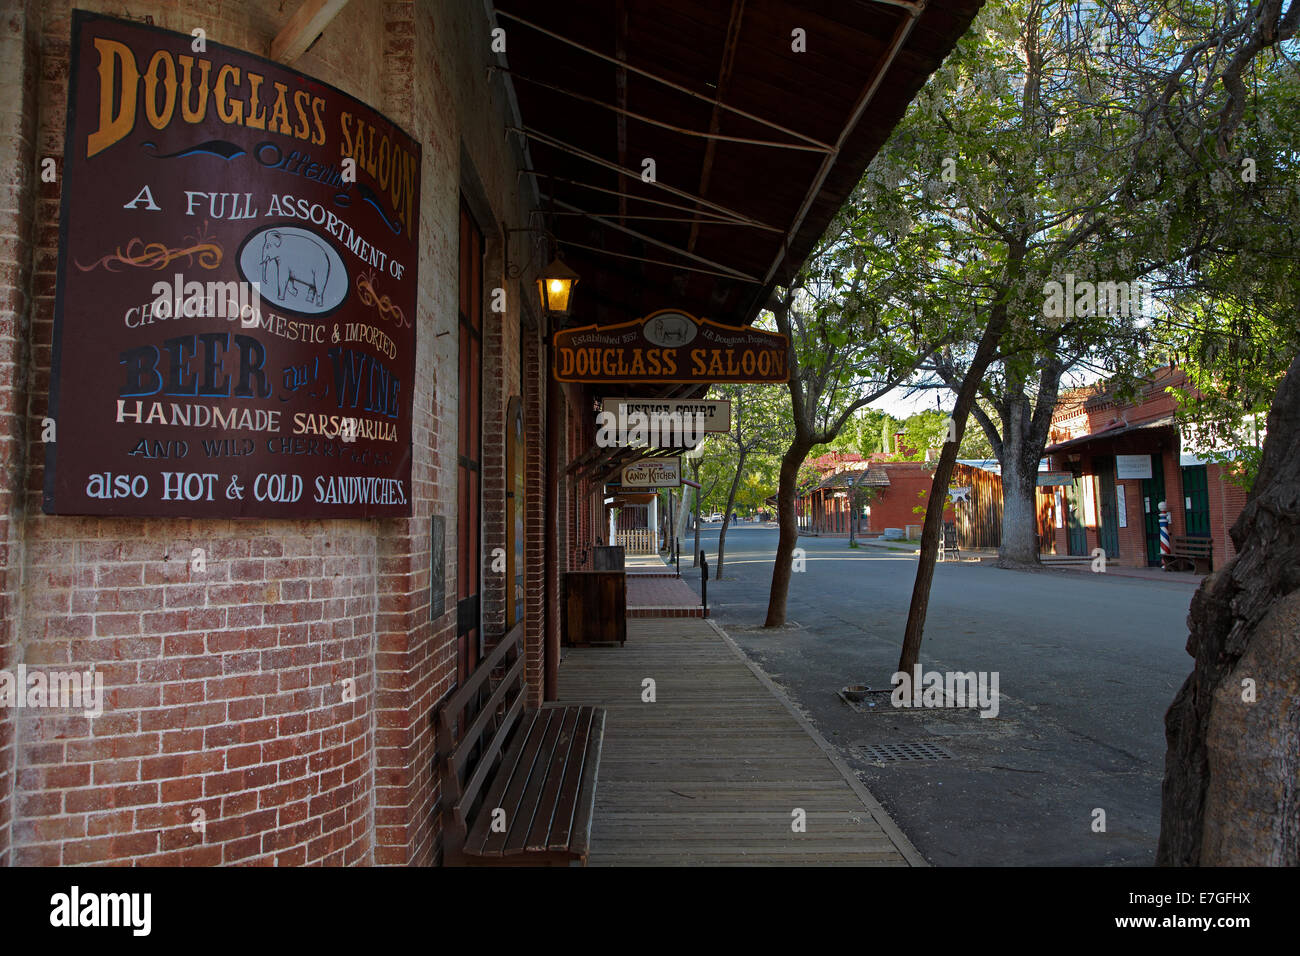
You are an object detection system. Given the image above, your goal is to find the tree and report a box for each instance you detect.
[762,211,951,626]
[847,0,1298,674]
[1159,353,1300,864]
[713,383,789,579]
[898,410,952,461]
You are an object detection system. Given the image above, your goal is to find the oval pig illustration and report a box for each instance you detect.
[237,225,348,317]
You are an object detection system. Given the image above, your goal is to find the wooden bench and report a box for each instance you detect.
[434,621,606,866]
[1167,535,1213,573]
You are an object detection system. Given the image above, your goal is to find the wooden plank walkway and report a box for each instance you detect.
[557,618,924,866]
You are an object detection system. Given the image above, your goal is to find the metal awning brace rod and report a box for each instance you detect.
[756,0,926,292]
[552,198,761,281]
[492,66,833,154]
[511,126,775,230]
[523,170,754,222]
[494,9,834,150]
[554,238,763,283]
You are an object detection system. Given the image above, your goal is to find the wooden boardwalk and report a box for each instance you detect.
[557,618,924,866]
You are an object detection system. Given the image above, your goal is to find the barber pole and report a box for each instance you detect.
[1158,501,1172,565]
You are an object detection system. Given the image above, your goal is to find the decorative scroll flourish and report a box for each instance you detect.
[141,139,246,161]
[357,183,402,235]
[74,223,223,272]
[356,269,409,327]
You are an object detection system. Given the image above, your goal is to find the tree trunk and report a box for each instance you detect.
[764,440,811,627]
[691,459,701,567]
[847,470,866,547]
[1158,353,1300,866]
[997,439,1043,567]
[898,300,1011,673]
[715,448,747,579]
[674,484,689,561]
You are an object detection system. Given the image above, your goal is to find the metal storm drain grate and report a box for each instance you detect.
[860,741,954,763]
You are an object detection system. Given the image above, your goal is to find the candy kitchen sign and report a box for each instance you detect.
[554,309,789,384]
[620,457,682,488]
[45,13,420,517]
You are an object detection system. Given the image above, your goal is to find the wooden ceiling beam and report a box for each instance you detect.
[688,0,746,255]
[271,0,350,63]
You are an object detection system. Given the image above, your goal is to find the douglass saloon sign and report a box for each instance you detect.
[45,13,420,517]
[553,310,789,384]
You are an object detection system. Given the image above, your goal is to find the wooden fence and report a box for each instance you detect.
[616,529,655,554]
[951,463,1002,550]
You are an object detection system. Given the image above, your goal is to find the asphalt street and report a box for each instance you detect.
[678,522,1201,866]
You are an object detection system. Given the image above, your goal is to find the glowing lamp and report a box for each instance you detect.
[536,257,580,316]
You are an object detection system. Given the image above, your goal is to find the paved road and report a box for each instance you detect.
[678,522,1200,866]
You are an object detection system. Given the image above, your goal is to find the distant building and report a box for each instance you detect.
[1038,366,1251,569]
[785,445,1003,549]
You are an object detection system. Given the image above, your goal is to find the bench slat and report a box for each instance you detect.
[493,709,577,857]
[546,705,598,851]
[556,708,604,859]
[522,708,584,852]
[506,707,583,855]
[466,708,559,857]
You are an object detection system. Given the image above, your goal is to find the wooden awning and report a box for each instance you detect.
[494,0,983,332]
[494,0,985,479]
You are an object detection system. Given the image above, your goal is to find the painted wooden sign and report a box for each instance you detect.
[554,309,788,384]
[601,398,731,433]
[45,12,420,517]
[620,457,682,488]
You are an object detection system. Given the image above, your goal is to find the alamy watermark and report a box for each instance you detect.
[0,664,104,718]
[595,408,705,449]
[1042,274,1152,321]
[141,273,262,327]
[890,666,1000,718]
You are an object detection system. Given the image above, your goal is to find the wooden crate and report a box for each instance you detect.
[563,570,627,646]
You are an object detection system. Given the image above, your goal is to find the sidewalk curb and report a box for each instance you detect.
[703,617,931,868]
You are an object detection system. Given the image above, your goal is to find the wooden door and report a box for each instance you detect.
[1181,464,1210,537]
[1141,454,1166,566]
[1066,477,1088,555]
[1095,457,1120,558]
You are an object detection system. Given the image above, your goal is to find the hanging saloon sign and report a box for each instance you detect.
[45,13,420,518]
[554,309,789,384]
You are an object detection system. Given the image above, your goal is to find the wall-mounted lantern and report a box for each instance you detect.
[537,257,580,316]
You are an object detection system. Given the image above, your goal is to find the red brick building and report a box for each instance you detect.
[0,0,979,867]
[1039,366,1251,569]
[795,454,1002,548]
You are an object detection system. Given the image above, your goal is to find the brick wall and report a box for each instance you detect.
[867,464,941,535]
[4,0,540,866]
[0,0,42,869]
[1207,463,1249,568]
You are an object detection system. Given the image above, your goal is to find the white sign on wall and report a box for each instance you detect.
[1116,485,1127,528]
[1116,454,1153,479]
